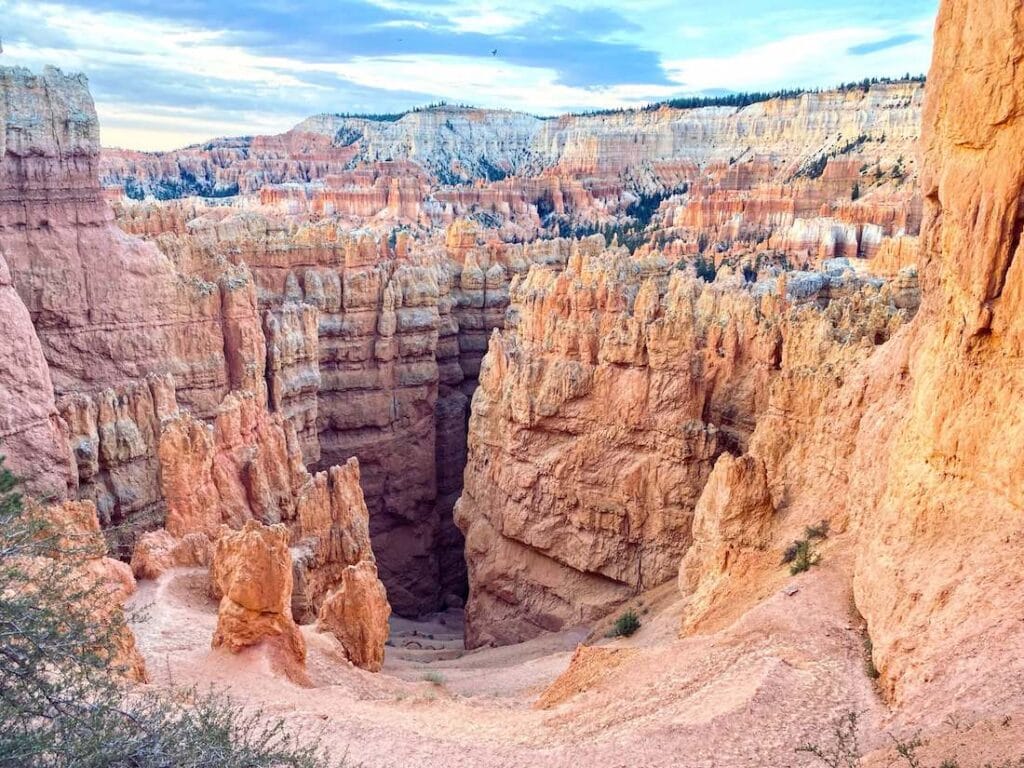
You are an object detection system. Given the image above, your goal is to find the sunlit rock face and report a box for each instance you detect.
[455,241,915,647]
[850,0,1024,717]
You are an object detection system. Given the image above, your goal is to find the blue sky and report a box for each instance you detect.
[1,0,938,151]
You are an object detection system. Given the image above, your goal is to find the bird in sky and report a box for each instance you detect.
[491,48,498,57]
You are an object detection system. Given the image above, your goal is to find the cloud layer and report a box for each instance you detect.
[1,0,938,150]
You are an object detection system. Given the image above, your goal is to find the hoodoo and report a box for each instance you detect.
[2,1,1023,764]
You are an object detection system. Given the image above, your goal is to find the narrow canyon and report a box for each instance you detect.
[0,0,1022,763]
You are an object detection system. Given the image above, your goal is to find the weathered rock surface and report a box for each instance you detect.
[316,560,391,672]
[131,389,391,671]
[455,243,913,646]
[0,67,261,413]
[851,0,1024,718]
[0,252,74,497]
[677,453,774,613]
[211,519,306,669]
[93,79,926,617]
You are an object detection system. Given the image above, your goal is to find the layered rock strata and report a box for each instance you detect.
[455,243,915,646]
[0,65,392,672]
[0,252,73,498]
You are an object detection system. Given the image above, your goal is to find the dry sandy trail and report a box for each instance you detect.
[128,567,1022,767]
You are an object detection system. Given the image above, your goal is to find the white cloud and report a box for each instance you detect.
[1,1,936,151]
[663,19,934,93]
[318,54,679,112]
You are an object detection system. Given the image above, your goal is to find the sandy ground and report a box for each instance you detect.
[128,567,1024,768]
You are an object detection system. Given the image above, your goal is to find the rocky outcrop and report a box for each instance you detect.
[57,375,177,555]
[133,390,391,670]
[677,453,774,614]
[211,519,307,670]
[316,560,391,672]
[670,0,1024,724]
[1,67,273,424]
[0,252,74,498]
[455,243,914,647]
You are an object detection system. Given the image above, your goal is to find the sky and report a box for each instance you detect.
[1,0,938,151]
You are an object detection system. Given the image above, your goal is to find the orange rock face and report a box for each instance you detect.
[677,453,774,616]
[0,252,74,498]
[31,499,148,682]
[92,78,926,618]
[211,520,306,669]
[455,242,915,647]
[850,0,1024,718]
[133,390,391,671]
[316,560,391,672]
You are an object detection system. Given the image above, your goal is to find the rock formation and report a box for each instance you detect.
[211,519,306,670]
[0,64,392,675]
[28,499,148,682]
[459,0,1023,727]
[87,77,927,618]
[316,560,391,672]
[677,453,775,611]
[851,0,1024,717]
[664,0,1024,723]
[455,242,914,646]
[0,252,73,498]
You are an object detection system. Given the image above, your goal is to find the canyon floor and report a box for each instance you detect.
[129,561,1023,768]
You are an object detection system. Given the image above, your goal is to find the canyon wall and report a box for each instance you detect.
[671,0,1024,722]
[455,244,916,645]
[0,65,391,671]
[851,0,1024,717]
[2,64,937,626]
[453,0,1024,728]
[92,83,925,615]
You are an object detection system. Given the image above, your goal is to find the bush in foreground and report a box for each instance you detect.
[0,454,338,768]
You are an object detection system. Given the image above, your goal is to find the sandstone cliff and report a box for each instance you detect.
[0,251,73,498]
[455,242,915,646]
[454,0,1023,727]
[0,67,263,414]
[0,65,393,673]
[851,0,1024,716]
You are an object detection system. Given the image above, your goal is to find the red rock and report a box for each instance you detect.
[211,519,306,671]
[316,560,391,672]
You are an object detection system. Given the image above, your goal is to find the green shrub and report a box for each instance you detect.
[795,710,861,768]
[804,520,830,540]
[422,671,445,686]
[0,455,338,768]
[863,635,880,680]
[608,609,641,638]
[694,256,717,283]
[783,521,828,575]
[783,538,821,575]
